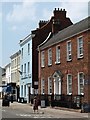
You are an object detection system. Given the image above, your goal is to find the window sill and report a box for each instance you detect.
[48,64,52,67]
[55,62,60,65]
[67,93,72,95]
[41,66,45,68]
[67,59,72,62]
[77,56,84,59]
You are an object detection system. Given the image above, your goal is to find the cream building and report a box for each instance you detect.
[10,50,21,101]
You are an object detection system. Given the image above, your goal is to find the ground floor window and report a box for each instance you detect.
[67,74,72,95]
[41,78,45,94]
[48,77,52,94]
[78,72,84,95]
[21,85,23,96]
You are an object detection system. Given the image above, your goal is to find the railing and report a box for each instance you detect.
[34,94,84,109]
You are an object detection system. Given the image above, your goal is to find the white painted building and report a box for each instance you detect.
[0,67,2,98]
[19,34,34,103]
[5,63,11,84]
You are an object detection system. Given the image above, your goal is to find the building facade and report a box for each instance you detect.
[1,67,7,97]
[10,50,21,101]
[5,63,11,84]
[19,34,34,103]
[38,17,90,108]
[0,67,2,98]
[31,8,73,93]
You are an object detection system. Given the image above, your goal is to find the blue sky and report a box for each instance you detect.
[0,0,89,67]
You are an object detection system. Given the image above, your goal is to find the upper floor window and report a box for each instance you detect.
[41,51,45,67]
[77,37,83,58]
[78,72,84,95]
[48,77,52,94]
[24,63,26,73]
[67,74,72,95]
[17,56,20,65]
[56,46,60,63]
[11,60,14,68]
[67,41,72,61]
[28,43,30,55]
[41,78,45,94]
[21,48,23,58]
[21,65,23,73]
[48,48,52,66]
[28,62,30,73]
[15,59,17,66]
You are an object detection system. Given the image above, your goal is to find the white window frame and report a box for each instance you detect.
[41,51,45,67]
[67,74,72,95]
[48,77,52,94]
[77,36,83,58]
[56,45,60,64]
[78,72,84,95]
[67,41,72,61]
[48,48,52,66]
[41,78,45,94]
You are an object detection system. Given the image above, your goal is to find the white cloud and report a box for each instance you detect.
[41,9,53,20]
[11,26,17,31]
[6,1,37,23]
[60,2,88,23]
[0,12,2,18]
[0,12,2,66]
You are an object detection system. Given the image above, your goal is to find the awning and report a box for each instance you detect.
[6,85,12,93]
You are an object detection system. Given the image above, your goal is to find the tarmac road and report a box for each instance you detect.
[1,101,89,119]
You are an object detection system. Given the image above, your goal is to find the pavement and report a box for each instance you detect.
[10,101,81,113]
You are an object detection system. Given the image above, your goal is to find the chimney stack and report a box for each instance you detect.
[39,20,48,28]
[53,8,66,19]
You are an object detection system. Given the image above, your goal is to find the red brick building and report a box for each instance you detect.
[31,8,72,93]
[38,17,90,109]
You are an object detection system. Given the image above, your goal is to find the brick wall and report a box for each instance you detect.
[32,8,72,89]
[39,30,89,104]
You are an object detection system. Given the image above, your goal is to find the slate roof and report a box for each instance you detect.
[39,17,90,50]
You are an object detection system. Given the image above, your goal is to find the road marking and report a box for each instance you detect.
[16,113,52,118]
[0,109,6,112]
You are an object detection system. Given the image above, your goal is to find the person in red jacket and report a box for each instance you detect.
[33,96,39,113]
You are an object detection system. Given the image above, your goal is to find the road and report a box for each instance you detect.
[0,101,89,119]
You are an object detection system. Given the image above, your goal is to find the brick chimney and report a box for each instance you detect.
[52,8,73,34]
[53,8,66,19]
[39,20,48,28]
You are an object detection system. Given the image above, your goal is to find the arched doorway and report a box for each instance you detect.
[53,70,63,95]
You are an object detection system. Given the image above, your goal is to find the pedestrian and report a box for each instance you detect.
[33,96,39,113]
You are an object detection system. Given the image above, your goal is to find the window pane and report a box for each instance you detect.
[48,49,52,65]
[79,73,84,94]
[67,41,72,61]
